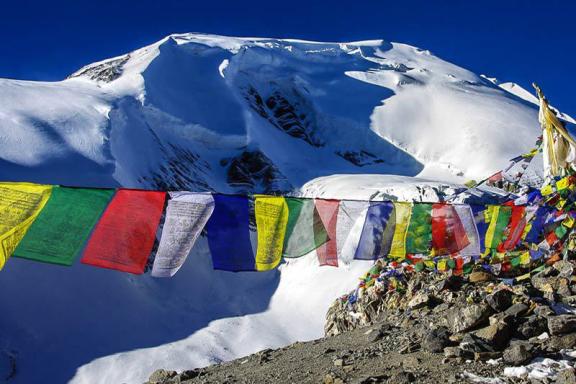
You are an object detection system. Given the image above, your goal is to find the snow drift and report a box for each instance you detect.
[0,33,564,383]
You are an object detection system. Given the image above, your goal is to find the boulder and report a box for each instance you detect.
[408,292,431,310]
[474,321,511,350]
[422,327,451,353]
[502,343,533,365]
[148,369,178,384]
[504,303,529,318]
[515,316,548,339]
[469,271,493,283]
[486,289,513,312]
[548,315,576,335]
[446,304,492,333]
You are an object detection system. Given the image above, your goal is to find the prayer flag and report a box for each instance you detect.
[524,206,550,243]
[484,205,512,250]
[283,198,328,258]
[389,202,412,259]
[432,203,469,255]
[81,189,166,274]
[315,199,340,267]
[15,187,114,266]
[405,203,432,254]
[499,205,527,251]
[151,192,215,277]
[254,195,288,271]
[454,204,481,256]
[354,202,395,260]
[0,182,52,270]
[206,194,255,271]
[336,200,369,263]
[471,205,489,253]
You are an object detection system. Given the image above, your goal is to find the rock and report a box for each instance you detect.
[446,304,492,333]
[333,358,344,367]
[516,316,548,339]
[553,260,574,277]
[474,351,502,361]
[459,333,496,353]
[474,321,511,350]
[444,347,461,358]
[556,368,576,384]
[148,369,178,384]
[440,276,463,291]
[503,343,533,365]
[504,303,529,318]
[486,289,513,312]
[408,292,431,310]
[547,333,576,350]
[389,371,416,383]
[422,327,451,353]
[534,305,555,318]
[469,271,493,283]
[366,329,384,343]
[548,315,576,335]
[402,356,420,369]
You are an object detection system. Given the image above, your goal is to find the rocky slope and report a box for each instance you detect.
[146,261,576,384]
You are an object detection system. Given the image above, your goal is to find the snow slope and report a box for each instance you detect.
[0,33,570,384]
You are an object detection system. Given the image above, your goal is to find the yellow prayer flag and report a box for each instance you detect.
[484,206,499,250]
[520,251,531,265]
[516,272,531,281]
[389,202,412,259]
[437,259,447,271]
[254,195,289,271]
[541,184,554,196]
[0,182,52,270]
[563,215,575,228]
[557,177,570,190]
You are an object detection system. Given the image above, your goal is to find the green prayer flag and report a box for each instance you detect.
[283,198,328,258]
[14,186,114,266]
[406,203,432,254]
[490,206,512,249]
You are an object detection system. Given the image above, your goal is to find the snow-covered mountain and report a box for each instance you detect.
[0,33,566,384]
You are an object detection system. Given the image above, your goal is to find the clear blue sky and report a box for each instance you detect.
[1,0,574,115]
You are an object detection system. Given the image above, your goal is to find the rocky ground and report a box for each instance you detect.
[146,261,576,384]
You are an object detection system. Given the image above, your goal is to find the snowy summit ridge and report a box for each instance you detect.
[0,33,553,197]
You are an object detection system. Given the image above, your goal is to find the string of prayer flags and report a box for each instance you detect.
[283,198,328,258]
[315,199,340,267]
[254,195,288,271]
[389,202,412,259]
[431,203,469,255]
[14,187,114,266]
[151,192,215,277]
[0,182,52,270]
[336,200,369,263]
[406,203,432,254]
[206,194,256,272]
[354,202,395,260]
[81,189,166,274]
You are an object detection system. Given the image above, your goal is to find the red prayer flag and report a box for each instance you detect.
[315,199,339,267]
[499,205,526,252]
[81,189,166,274]
[431,203,469,255]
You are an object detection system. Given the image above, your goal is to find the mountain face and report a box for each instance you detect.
[0,34,550,195]
[0,34,566,384]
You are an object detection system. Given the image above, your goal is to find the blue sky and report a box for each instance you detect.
[1,0,574,115]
